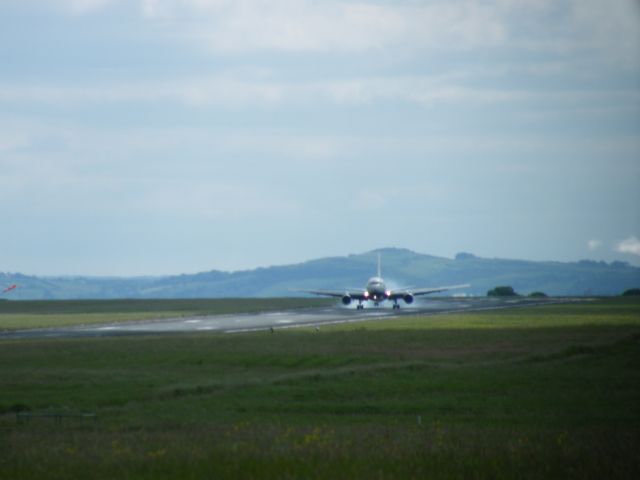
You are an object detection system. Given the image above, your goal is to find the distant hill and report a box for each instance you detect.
[2,248,639,299]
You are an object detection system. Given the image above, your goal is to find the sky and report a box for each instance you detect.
[1,0,639,276]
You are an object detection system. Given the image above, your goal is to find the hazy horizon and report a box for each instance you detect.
[2,247,638,279]
[1,1,639,276]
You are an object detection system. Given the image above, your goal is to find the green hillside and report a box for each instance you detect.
[2,248,639,299]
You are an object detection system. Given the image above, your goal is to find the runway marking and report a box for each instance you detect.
[184,320,201,324]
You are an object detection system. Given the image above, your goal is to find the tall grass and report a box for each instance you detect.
[0,298,638,479]
[2,424,638,479]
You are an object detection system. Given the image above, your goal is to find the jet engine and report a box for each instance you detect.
[341,295,352,305]
[403,293,414,304]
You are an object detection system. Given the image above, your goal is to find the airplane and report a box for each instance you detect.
[296,254,469,309]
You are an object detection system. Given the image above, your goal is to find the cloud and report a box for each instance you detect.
[127,0,640,68]
[59,0,114,15]
[7,0,639,66]
[587,239,602,251]
[350,190,388,212]
[2,75,637,113]
[570,0,640,65]
[133,180,298,220]
[0,131,30,153]
[139,0,508,53]
[141,0,161,17]
[0,77,285,108]
[616,236,640,256]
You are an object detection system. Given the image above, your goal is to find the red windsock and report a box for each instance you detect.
[2,284,16,293]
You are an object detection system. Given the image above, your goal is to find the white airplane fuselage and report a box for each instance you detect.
[364,276,390,303]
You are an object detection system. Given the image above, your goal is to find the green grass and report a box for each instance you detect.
[0,298,333,330]
[0,298,639,479]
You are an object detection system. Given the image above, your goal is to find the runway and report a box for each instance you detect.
[0,297,576,340]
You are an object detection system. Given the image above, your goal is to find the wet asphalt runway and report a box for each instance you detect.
[0,297,578,340]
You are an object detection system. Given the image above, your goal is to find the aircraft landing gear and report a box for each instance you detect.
[356,304,364,310]
[392,303,400,310]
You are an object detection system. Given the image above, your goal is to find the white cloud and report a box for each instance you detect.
[141,0,161,17]
[2,75,637,112]
[141,0,507,54]
[587,239,602,251]
[570,0,640,66]
[0,77,285,108]
[351,190,388,212]
[126,0,640,68]
[133,180,298,220]
[7,0,639,66]
[616,236,640,256]
[61,0,114,15]
[0,131,29,153]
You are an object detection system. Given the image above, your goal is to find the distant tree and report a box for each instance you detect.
[455,252,476,260]
[487,286,518,297]
[578,260,603,266]
[528,291,548,298]
[622,288,640,296]
[611,261,630,269]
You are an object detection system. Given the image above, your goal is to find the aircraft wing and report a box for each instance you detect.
[388,283,470,299]
[291,288,367,300]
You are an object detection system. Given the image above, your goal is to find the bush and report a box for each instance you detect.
[528,291,548,298]
[622,288,640,296]
[487,286,518,297]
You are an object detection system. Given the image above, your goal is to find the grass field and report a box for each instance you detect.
[0,298,333,330]
[0,298,638,479]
